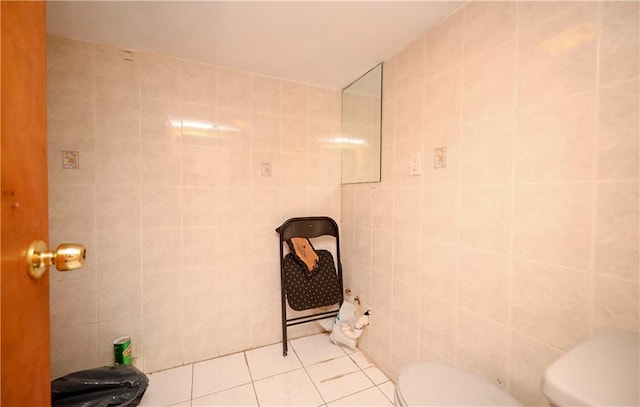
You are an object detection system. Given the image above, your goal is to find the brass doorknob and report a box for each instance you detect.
[27,240,86,279]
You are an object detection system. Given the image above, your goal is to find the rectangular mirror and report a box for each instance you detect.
[340,63,382,184]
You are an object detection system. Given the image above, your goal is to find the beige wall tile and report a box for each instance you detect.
[517,3,598,107]
[420,240,458,302]
[141,186,182,229]
[422,186,458,244]
[463,41,515,123]
[252,75,282,115]
[216,149,252,187]
[463,1,516,61]
[513,183,593,270]
[516,91,596,183]
[141,97,182,144]
[96,44,138,92]
[424,67,461,134]
[252,113,281,152]
[593,274,640,333]
[216,108,251,150]
[182,187,217,228]
[355,187,373,226]
[420,293,457,361]
[425,10,462,80]
[594,181,639,281]
[282,80,309,118]
[49,185,95,233]
[599,2,640,87]
[459,185,511,254]
[509,332,564,407]
[309,86,340,123]
[143,315,183,372]
[371,229,393,275]
[282,117,308,153]
[218,68,251,112]
[96,185,141,232]
[47,36,95,90]
[141,142,182,186]
[95,87,139,140]
[396,35,425,95]
[180,103,218,146]
[96,230,141,277]
[393,233,420,287]
[98,275,142,321]
[142,229,182,273]
[393,187,421,236]
[48,86,94,139]
[181,61,218,105]
[597,80,639,180]
[95,138,141,186]
[461,114,514,185]
[382,55,397,102]
[456,310,509,385]
[182,145,217,187]
[396,86,424,141]
[512,259,590,350]
[372,187,394,230]
[51,325,99,379]
[458,248,510,324]
[50,278,98,329]
[139,53,181,100]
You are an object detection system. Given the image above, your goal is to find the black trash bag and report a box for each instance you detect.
[51,365,149,407]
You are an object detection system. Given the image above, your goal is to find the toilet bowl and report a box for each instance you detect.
[394,362,521,406]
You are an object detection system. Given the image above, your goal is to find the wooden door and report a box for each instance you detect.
[0,2,49,406]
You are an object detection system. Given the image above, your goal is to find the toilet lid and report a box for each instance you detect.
[396,363,521,406]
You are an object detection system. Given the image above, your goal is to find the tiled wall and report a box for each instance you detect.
[47,36,342,377]
[344,2,639,406]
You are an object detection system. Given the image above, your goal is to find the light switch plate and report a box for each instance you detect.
[409,152,422,176]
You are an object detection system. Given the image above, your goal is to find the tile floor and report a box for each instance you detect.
[139,333,395,407]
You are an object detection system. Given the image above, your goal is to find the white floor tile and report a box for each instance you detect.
[192,353,251,399]
[349,350,374,369]
[290,333,346,366]
[306,356,374,402]
[140,365,193,407]
[254,368,324,407]
[328,386,393,407]
[378,381,395,403]
[246,342,302,380]
[363,366,389,385]
[191,383,258,406]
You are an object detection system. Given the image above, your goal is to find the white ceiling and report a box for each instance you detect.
[46,1,463,89]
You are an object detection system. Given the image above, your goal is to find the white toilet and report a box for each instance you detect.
[394,362,521,406]
[541,330,639,406]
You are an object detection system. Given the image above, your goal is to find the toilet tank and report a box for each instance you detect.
[541,330,639,406]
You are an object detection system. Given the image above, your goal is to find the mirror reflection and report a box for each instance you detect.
[341,63,382,184]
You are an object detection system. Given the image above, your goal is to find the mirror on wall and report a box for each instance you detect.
[340,63,382,184]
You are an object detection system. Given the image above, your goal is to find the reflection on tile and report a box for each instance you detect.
[140,365,192,407]
[254,368,323,407]
[193,353,252,398]
[246,342,302,381]
[363,367,389,385]
[290,333,346,366]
